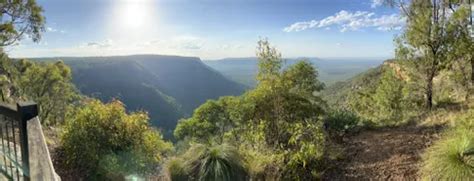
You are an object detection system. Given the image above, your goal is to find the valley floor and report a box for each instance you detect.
[323,125,444,180]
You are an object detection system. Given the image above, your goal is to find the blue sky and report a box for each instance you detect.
[8,0,404,59]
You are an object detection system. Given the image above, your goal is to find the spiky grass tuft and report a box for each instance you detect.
[420,111,474,180]
[166,143,248,181]
[186,144,248,181]
[164,157,189,181]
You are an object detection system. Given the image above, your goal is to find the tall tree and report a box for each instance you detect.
[175,40,328,180]
[445,4,473,101]
[0,52,19,102]
[18,60,78,125]
[0,0,45,46]
[395,0,466,109]
[386,0,473,107]
[374,67,405,122]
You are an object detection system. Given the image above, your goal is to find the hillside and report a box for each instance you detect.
[204,57,385,87]
[35,55,246,137]
[321,65,383,107]
[320,57,473,179]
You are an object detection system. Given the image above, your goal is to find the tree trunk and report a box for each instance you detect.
[426,75,434,110]
[471,58,474,85]
[466,88,470,102]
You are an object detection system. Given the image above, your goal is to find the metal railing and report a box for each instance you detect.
[0,102,38,181]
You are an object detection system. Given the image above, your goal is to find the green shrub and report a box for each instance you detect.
[420,110,474,180]
[324,109,360,137]
[166,143,248,181]
[173,40,328,180]
[239,145,283,180]
[61,99,173,179]
[164,157,189,181]
[0,55,78,125]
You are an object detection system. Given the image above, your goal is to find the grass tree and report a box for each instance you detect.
[165,144,248,181]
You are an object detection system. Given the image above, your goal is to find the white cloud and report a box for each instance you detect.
[46,27,66,33]
[219,44,245,50]
[283,20,319,32]
[81,39,114,48]
[180,42,202,50]
[371,0,384,8]
[46,27,56,32]
[137,40,162,47]
[139,36,205,50]
[283,10,405,33]
[174,36,204,50]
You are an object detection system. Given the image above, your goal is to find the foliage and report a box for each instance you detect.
[174,96,244,143]
[0,52,20,102]
[0,53,78,125]
[324,109,360,137]
[0,0,45,46]
[445,5,474,101]
[18,60,78,125]
[420,110,474,180]
[321,65,383,108]
[395,0,472,109]
[164,157,189,181]
[238,146,283,180]
[165,144,248,181]
[372,66,406,124]
[174,39,327,180]
[282,120,325,180]
[347,63,418,126]
[61,99,173,179]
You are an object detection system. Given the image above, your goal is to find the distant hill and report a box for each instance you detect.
[320,65,384,107]
[204,57,385,87]
[33,55,246,137]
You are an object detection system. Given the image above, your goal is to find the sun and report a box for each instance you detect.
[116,0,154,30]
[122,3,147,28]
[106,0,160,46]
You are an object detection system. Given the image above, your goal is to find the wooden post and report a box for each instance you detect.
[17,102,38,181]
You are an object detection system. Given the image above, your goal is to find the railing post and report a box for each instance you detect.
[17,102,38,181]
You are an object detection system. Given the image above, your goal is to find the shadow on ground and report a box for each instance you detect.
[322,125,444,180]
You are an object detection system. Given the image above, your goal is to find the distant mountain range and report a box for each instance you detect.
[204,57,386,87]
[30,55,386,139]
[33,55,246,138]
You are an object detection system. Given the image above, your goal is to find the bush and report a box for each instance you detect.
[165,143,248,181]
[164,157,189,181]
[239,145,283,180]
[420,110,474,180]
[61,99,173,179]
[324,109,360,138]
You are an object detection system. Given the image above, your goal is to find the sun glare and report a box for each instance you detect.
[106,0,159,44]
[122,3,147,28]
[116,0,154,30]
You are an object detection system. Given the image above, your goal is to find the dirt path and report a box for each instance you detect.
[323,125,444,180]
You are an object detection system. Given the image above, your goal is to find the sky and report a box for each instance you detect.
[8,0,405,60]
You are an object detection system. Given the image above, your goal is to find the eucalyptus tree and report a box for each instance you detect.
[445,4,474,101]
[391,0,472,108]
[0,0,45,46]
[174,39,328,180]
[18,60,78,125]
